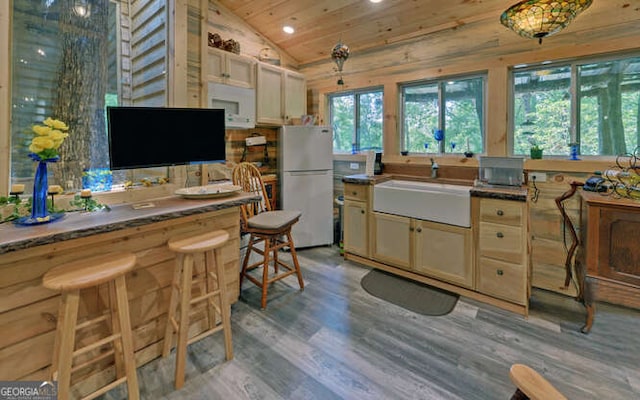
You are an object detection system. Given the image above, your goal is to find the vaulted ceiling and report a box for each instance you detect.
[217,0,545,67]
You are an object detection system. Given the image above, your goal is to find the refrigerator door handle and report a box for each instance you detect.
[288,170,330,176]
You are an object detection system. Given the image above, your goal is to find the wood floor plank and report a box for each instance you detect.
[99,246,640,400]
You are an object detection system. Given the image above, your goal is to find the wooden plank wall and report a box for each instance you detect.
[130,0,168,106]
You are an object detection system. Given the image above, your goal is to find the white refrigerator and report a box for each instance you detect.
[279,126,334,248]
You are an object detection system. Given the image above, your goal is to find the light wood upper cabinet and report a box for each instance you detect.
[207,48,255,88]
[284,70,306,121]
[256,62,307,125]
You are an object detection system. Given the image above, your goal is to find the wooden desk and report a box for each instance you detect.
[578,191,640,333]
[0,192,258,391]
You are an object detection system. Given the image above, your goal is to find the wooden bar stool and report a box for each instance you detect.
[43,252,139,400]
[162,230,233,389]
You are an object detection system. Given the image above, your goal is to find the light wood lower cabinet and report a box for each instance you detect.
[344,199,369,257]
[414,220,473,288]
[372,212,411,269]
[476,197,529,305]
[372,212,473,288]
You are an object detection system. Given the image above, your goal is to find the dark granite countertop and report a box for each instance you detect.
[342,174,389,185]
[470,185,528,202]
[0,192,259,254]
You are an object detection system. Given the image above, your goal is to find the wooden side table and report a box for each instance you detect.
[578,191,640,333]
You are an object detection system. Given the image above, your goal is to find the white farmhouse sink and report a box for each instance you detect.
[373,180,471,227]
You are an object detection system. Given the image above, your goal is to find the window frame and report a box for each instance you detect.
[400,73,487,155]
[509,51,640,158]
[328,86,384,154]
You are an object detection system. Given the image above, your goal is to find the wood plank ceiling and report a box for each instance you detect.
[217,0,524,66]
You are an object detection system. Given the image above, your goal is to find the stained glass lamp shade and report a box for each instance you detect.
[500,0,593,44]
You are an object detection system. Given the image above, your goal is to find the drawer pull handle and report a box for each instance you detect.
[360,210,365,214]
[497,210,504,216]
[416,227,422,233]
[352,191,357,196]
[496,232,504,238]
[409,227,414,232]
[497,269,504,276]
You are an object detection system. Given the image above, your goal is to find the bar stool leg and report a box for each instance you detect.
[211,249,233,360]
[109,281,125,380]
[162,254,183,358]
[175,254,193,389]
[114,275,140,400]
[56,290,80,400]
[261,237,271,310]
[287,231,305,290]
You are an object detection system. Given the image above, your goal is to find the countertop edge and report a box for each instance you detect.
[0,193,260,255]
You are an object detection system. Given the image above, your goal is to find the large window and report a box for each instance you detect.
[10,0,169,192]
[512,54,640,156]
[329,88,383,153]
[401,75,485,154]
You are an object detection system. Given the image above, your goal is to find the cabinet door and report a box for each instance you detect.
[413,220,473,288]
[256,63,284,125]
[372,212,411,269]
[284,70,306,122]
[344,200,368,257]
[226,52,255,88]
[207,49,226,84]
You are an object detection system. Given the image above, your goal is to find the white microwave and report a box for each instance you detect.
[207,82,256,129]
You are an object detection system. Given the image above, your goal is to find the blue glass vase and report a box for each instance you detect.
[31,160,49,220]
[14,155,64,226]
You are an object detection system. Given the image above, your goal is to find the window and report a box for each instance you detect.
[512,54,640,157]
[9,0,169,192]
[401,75,485,154]
[329,88,383,153]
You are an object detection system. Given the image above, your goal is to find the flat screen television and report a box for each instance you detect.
[107,106,226,170]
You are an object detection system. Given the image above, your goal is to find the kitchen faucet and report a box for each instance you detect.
[430,158,439,178]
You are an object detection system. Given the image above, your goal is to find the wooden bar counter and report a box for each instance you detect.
[0,192,258,393]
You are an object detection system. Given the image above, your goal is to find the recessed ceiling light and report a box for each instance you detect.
[370,0,383,3]
[283,26,295,34]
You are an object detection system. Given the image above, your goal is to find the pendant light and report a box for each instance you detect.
[500,0,593,44]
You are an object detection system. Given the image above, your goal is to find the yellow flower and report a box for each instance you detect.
[32,136,55,149]
[29,143,44,153]
[33,125,53,136]
[44,117,69,131]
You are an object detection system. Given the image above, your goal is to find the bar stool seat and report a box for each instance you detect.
[162,230,233,389]
[43,252,139,400]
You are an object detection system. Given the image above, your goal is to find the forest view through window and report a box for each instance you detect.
[329,88,383,153]
[401,75,485,155]
[512,54,640,157]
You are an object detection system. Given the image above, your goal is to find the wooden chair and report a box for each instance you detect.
[162,230,233,389]
[42,252,140,400]
[509,364,567,400]
[232,162,304,309]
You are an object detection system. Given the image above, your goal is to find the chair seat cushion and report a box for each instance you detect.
[247,210,301,230]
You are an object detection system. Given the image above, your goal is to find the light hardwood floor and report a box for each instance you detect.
[103,246,640,399]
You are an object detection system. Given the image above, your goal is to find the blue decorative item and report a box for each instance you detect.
[14,154,64,225]
[450,141,456,152]
[82,168,113,192]
[569,143,580,160]
[433,129,444,141]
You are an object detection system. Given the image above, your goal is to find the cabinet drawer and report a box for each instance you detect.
[344,184,369,201]
[478,257,527,304]
[479,198,523,226]
[479,222,523,264]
